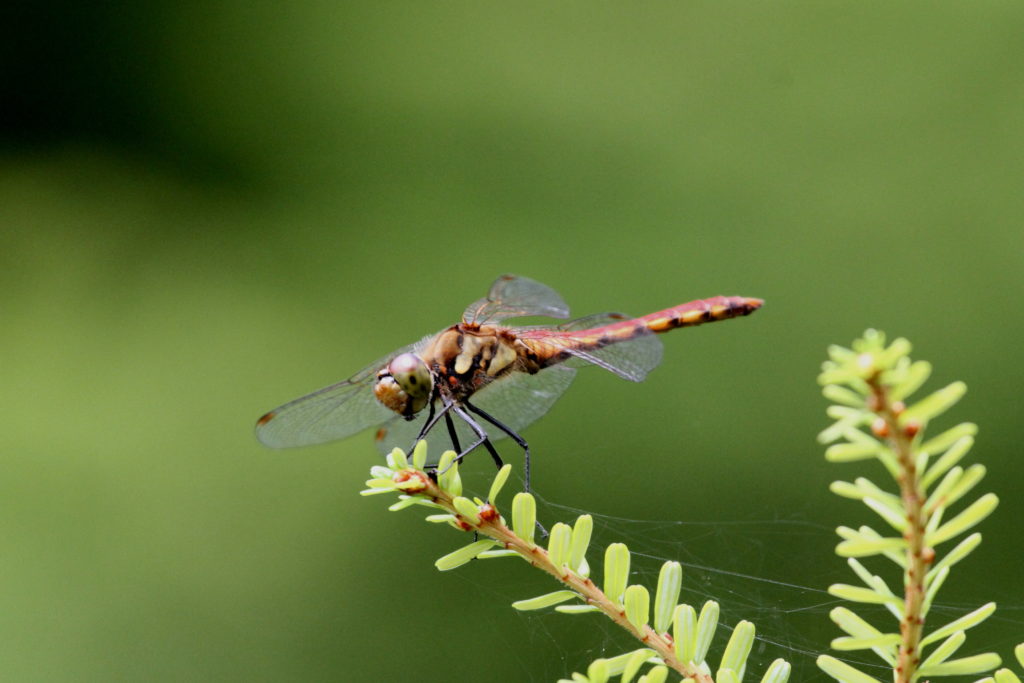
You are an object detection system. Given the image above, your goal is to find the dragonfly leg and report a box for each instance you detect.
[409,399,451,454]
[464,400,532,493]
[446,405,504,470]
[461,401,547,537]
[413,400,436,440]
[443,410,463,453]
[444,403,547,538]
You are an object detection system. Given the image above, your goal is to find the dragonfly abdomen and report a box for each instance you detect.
[640,295,763,333]
[559,296,763,349]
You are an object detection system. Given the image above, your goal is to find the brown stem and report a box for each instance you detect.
[407,473,714,682]
[867,374,930,683]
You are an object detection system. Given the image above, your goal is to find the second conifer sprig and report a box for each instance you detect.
[817,330,1003,683]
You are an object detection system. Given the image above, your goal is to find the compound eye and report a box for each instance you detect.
[388,353,432,399]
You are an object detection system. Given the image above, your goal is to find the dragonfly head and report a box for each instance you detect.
[374,352,433,419]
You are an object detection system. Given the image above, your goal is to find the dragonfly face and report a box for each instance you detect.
[373,352,433,419]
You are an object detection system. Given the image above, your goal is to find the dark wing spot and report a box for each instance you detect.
[256,411,276,427]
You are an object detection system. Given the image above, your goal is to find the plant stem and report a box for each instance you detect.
[868,373,929,683]
[412,473,714,682]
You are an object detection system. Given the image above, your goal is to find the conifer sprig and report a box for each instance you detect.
[817,330,1003,683]
[363,441,791,683]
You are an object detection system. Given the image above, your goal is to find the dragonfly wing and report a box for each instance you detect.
[256,377,391,448]
[374,365,577,456]
[255,345,419,449]
[463,274,570,324]
[473,364,577,433]
[523,313,664,382]
[374,409,480,458]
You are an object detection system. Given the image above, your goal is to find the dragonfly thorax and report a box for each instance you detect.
[422,325,527,402]
[374,352,433,419]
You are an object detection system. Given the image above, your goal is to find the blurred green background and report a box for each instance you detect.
[3,3,1023,681]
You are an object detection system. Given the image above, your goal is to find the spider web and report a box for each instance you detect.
[425,474,1024,682]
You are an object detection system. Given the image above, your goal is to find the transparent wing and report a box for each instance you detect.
[374,366,577,456]
[463,274,571,325]
[473,364,577,433]
[255,345,418,449]
[521,313,664,382]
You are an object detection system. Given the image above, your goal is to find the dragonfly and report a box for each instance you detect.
[256,275,763,491]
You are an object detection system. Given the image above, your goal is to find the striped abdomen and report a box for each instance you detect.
[636,295,763,333]
[546,296,763,351]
